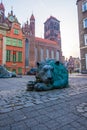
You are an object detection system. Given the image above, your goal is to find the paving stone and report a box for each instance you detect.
[11,122,28,130]
[44,119,59,129]
[0,113,9,120]
[8,109,27,122]
[77,117,87,128]
[25,110,40,119]
[0,126,11,130]
[35,115,51,124]
[58,124,77,130]
[71,121,87,130]
[0,117,14,127]
[0,107,13,113]
[30,124,49,130]
[82,112,87,117]
[24,118,39,127]
[24,102,34,107]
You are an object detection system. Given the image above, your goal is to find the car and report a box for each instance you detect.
[74,68,80,73]
[27,68,37,75]
[8,71,16,77]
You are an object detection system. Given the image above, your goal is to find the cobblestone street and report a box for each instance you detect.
[0,74,87,130]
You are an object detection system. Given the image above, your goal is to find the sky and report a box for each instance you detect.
[2,0,80,59]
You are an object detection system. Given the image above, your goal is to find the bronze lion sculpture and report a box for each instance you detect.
[27,59,68,91]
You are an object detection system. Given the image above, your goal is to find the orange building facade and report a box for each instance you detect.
[5,22,25,74]
[0,2,25,74]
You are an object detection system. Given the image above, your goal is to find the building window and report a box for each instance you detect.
[83,18,87,28]
[35,47,38,62]
[6,50,11,61]
[13,39,17,46]
[13,51,16,62]
[25,39,29,66]
[18,51,22,62]
[14,29,19,34]
[18,68,22,74]
[18,40,22,47]
[6,37,22,47]
[6,37,11,45]
[46,49,49,59]
[82,1,87,12]
[40,48,44,61]
[84,34,87,45]
[85,54,87,69]
[56,51,59,61]
[51,50,54,59]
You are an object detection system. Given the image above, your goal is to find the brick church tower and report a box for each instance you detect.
[44,16,61,48]
[0,1,5,23]
[44,16,62,61]
[30,14,35,36]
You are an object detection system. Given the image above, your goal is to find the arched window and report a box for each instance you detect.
[56,51,59,61]
[46,49,49,59]
[51,50,54,59]
[83,18,87,28]
[35,47,38,62]
[40,48,44,61]
[82,1,87,12]
[25,39,29,66]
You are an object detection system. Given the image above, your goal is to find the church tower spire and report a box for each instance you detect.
[0,0,5,23]
[30,14,35,36]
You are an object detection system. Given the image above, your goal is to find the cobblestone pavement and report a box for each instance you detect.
[0,74,87,130]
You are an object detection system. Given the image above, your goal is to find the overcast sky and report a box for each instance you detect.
[3,0,80,59]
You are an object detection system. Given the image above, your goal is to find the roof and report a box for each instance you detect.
[35,37,57,45]
[30,14,35,20]
[44,16,60,24]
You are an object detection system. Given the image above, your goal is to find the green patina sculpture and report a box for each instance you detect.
[0,65,16,78]
[27,59,69,91]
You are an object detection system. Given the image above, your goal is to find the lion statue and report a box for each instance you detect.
[27,59,68,91]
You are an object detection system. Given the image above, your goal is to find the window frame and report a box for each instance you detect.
[51,50,54,59]
[18,51,22,62]
[56,50,59,61]
[82,1,87,12]
[40,48,44,61]
[13,51,16,62]
[46,49,49,59]
[83,18,87,28]
[85,53,87,69]
[84,34,87,45]
[6,50,11,62]
[14,29,19,35]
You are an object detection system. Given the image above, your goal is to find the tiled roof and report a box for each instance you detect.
[35,37,57,45]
